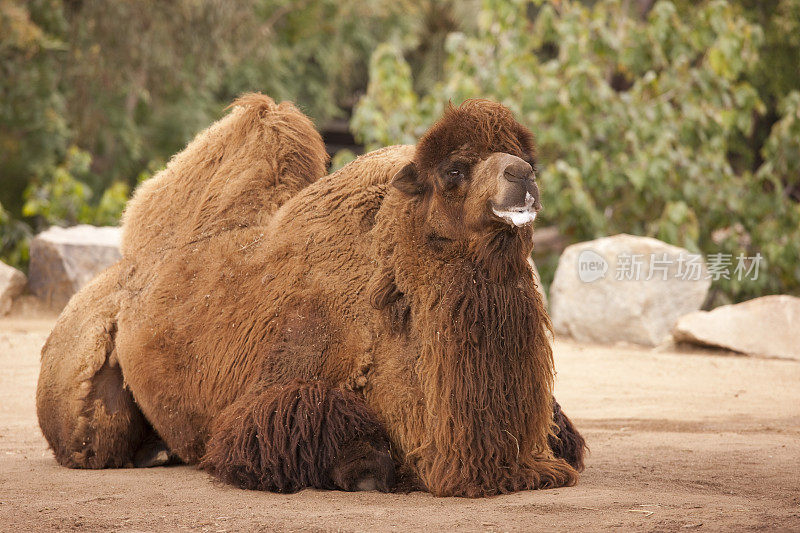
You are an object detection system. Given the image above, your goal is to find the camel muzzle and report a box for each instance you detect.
[490,153,542,226]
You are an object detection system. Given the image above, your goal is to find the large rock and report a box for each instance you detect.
[550,234,710,346]
[0,261,26,316]
[674,295,800,360]
[28,225,121,308]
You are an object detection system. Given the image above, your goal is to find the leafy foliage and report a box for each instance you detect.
[0,0,70,219]
[351,0,800,302]
[1,0,797,303]
[0,0,437,268]
[0,200,31,270]
[22,147,129,229]
[51,0,422,188]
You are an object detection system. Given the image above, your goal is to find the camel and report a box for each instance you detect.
[37,94,585,497]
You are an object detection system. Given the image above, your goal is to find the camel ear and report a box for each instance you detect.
[391,163,424,196]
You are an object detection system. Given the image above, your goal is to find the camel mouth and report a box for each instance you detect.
[491,193,539,227]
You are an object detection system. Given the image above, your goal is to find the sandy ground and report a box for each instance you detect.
[1,302,799,532]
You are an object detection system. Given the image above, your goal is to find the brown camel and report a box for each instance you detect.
[37,94,585,497]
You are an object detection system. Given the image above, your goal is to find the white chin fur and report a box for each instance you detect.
[492,208,537,227]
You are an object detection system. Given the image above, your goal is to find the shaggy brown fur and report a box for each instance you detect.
[37,96,586,497]
[363,101,576,496]
[200,380,395,493]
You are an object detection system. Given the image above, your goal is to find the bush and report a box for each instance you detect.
[0,0,452,269]
[351,0,800,303]
[0,201,31,271]
[22,146,130,229]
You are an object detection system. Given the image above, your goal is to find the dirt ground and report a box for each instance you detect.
[1,300,798,532]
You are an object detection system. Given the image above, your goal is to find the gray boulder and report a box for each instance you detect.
[674,295,800,360]
[0,261,26,316]
[28,225,121,308]
[550,234,710,346]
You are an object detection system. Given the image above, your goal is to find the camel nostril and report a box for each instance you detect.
[503,160,534,182]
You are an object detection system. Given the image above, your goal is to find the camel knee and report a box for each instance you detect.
[200,380,396,493]
[35,261,148,469]
[39,353,148,469]
[69,357,148,468]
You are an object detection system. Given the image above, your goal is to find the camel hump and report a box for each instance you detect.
[121,92,328,257]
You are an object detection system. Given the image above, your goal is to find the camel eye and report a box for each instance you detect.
[442,162,468,189]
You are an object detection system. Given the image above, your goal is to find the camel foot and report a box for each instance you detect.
[133,437,180,468]
[329,439,395,492]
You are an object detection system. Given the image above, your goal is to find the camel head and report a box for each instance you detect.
[391,99,541,259]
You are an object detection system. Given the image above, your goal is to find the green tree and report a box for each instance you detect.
[21,146,130,229]
[352,0,800,302]
[50,0,432,190]
[0,0,70,217]
[1,0,450,269]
